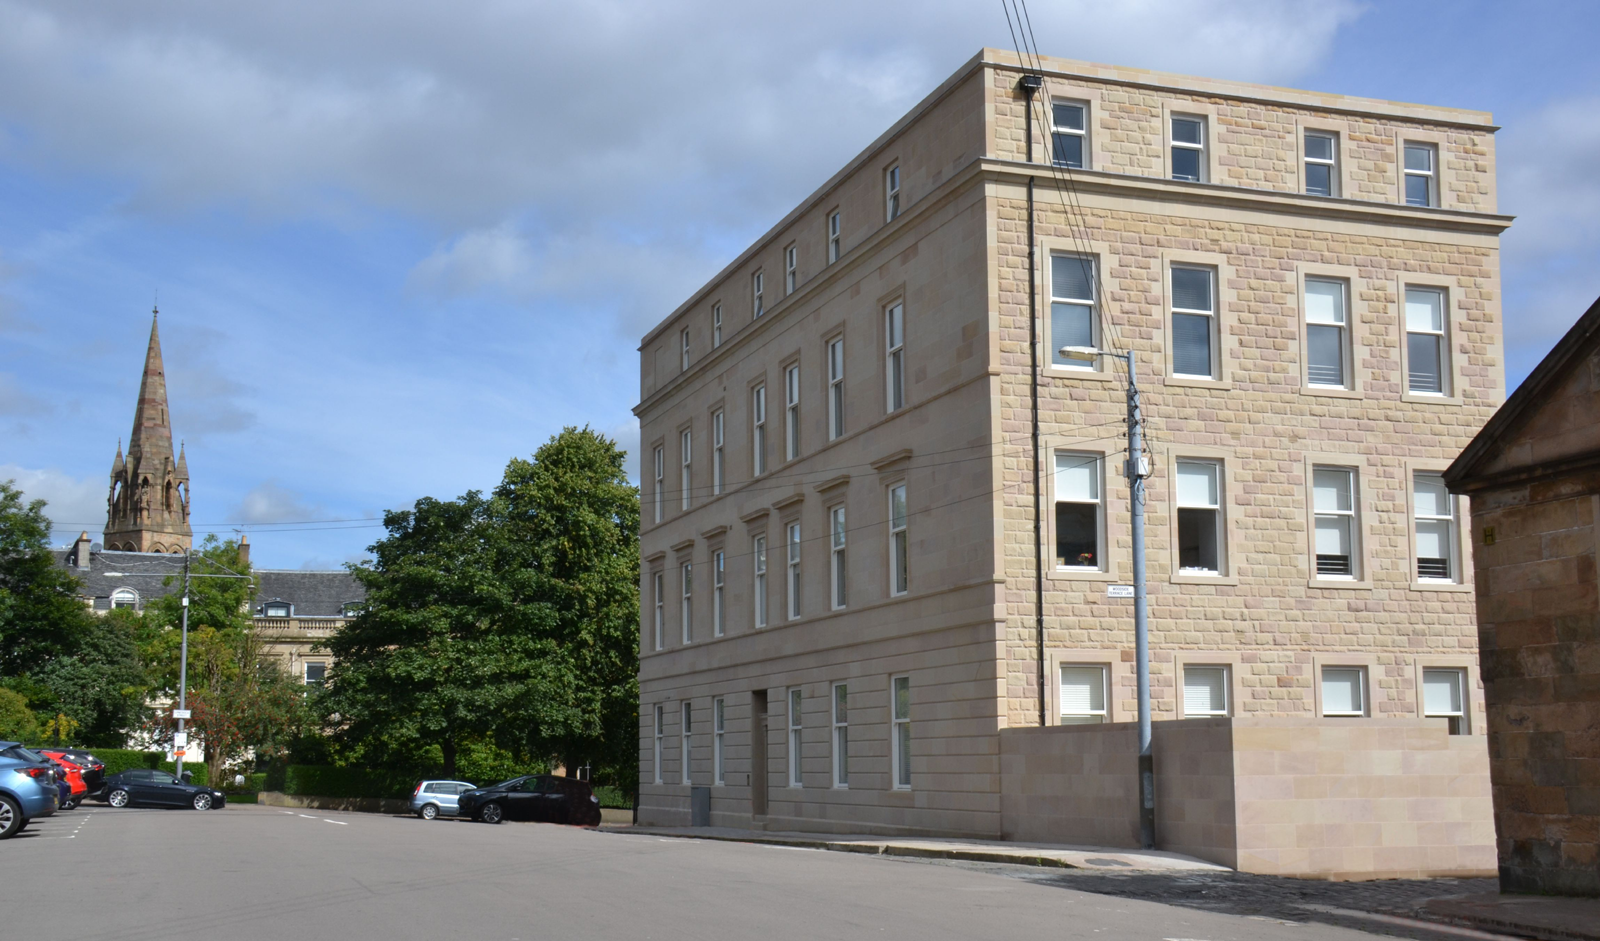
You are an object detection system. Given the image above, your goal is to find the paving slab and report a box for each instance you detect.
[622,825,1229,872]
[1419,893,1600,941]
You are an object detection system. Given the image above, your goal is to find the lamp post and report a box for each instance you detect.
[170,549,254,781]
[1060,344,1155,849]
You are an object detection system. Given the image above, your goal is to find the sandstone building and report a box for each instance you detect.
[104,311,192,553]
[635,49,1509,876]
[1446,295,1600,897]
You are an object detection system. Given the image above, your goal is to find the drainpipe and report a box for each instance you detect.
[1018,73,1045,727]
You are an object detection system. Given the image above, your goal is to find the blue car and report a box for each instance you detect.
[0,741,60,838]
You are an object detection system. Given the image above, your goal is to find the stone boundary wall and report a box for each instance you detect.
[1001,717,1495,879]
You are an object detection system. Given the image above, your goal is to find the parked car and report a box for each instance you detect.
[41,755,88,809]
[457,775,601,826]
[0,741,59,838]
[410,780,476,820]
[98,768,227,810]
[35,748,106,798]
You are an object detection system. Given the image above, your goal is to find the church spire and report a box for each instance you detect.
[104,307,191,554]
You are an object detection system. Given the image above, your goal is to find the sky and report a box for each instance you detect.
[2,0,1596,569]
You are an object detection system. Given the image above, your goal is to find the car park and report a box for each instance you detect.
[410,780,475,820]
[0,741,60,838]
[99,768,227,811]
[457,775,601,826]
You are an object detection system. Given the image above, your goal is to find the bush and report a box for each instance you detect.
[225,792,257,804]
[87,749,162,776]
[159,761,208,788]
[283,765,419,800]
[0,688,39,742]
[592,785,632,810]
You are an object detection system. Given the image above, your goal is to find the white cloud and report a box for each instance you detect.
[232,481,321,524]
[1,463,105,541]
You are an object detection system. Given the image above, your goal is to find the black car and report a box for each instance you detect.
[458,775,600,826]
[98,769,227,811]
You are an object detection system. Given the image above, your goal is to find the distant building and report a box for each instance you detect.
[634,49,1507,877]
[1445,295,1600,897]
[103,310,192,554]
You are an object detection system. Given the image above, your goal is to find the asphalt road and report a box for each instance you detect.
[1,804,1398,941]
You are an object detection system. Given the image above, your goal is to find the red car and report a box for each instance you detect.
[35,752,89,810]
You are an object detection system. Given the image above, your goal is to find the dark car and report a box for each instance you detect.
[457,775,601,826]
[98,769,227,811]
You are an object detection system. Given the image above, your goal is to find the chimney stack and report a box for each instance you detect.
[237,533,250,567]
[73,531,92,570]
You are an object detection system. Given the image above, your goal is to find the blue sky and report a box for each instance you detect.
[2,0,1596,569]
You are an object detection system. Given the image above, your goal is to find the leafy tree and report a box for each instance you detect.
[0,480,97,674]
[0,687,38,742]
[323,427,639,781]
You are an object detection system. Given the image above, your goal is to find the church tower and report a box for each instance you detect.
[104,309,191,553]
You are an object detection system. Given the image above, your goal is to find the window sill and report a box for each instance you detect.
[1047,568,1119,582]
[1411,579,1472,593]
[1043,366,1115,382]
[1171,572,1239,587]
[1164,375,1233,391]
[1307,577,1372,590]
[1301,385,1365,400]
[1400,392,1463,406]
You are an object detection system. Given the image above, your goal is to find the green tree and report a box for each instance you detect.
[0,687,39,742]
[323,427,639,781]
[0,480,96,674]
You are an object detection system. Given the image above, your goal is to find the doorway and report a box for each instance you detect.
[750,688,768,819]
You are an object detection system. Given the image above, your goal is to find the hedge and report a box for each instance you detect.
[283,765,421,801]
[592,785,633,810]
[159,761,209,788]
[40,748,163,776]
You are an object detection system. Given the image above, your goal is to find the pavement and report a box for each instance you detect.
[0,802,1381,941]
[623,824,1229,871]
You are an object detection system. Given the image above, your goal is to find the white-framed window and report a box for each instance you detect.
[712,549,725,637]
[1423,667,1468,735]
[1050,254,1097,368]
[1050,99,1086,169]
[680,428,692,511]
[1182,665,1228,717]
[885,164,900,221]
[827,337,844,440]
[304,662,327,686]
[1313,466,1359,578]
[680,327,690,372]
[1305,278,1349,388]
[712,303,722,348]
[787,688,803,787]
[831,682,849,788]
[786,521,801,620]
[1060,664,1108,724]
[110,588,139,609]
[753,535,767,629]
[1170,114,1206,182]
[885,302,905,411]
[652,445,664,524]
[1404,142,1437,207]
[1176,460,1223,575]
[680,561,692,644]
[713,697,726,784]
[681,701,693,784]
[829,505,847,609]
[784,243,797,294]
[1055,451,1103,569]
[753,270,765,318]
[784,364,800,461]
[1321,666,1368,716]
[889,483,908,596]
[752,384,767,476]
[653,703,664,784]
[891,675,911,790]
[1305,131,1337,196]
[1170,266,1216,379]
[652,571,664,651]
[264,601,290,618]
[827,210,841,263]
[712,409,724,495]
[1414,473,1458,582]
[1406,287,1449,395]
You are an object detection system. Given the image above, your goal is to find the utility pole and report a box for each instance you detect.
[175,551,191,780]
[1060,345,1155,849]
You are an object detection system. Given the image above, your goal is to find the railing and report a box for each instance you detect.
[253,616,347,637]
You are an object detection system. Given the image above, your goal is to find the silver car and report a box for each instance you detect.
[409,780,475,820]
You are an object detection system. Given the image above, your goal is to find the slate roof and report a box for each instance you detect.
[252,569,366,618]
[51,548,366,616]
[1445,294,1600,492]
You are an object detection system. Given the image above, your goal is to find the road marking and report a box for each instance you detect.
[299,814,318,819]
[323,819,347,825]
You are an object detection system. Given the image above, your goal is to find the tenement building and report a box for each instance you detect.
[635,49,1509,877]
